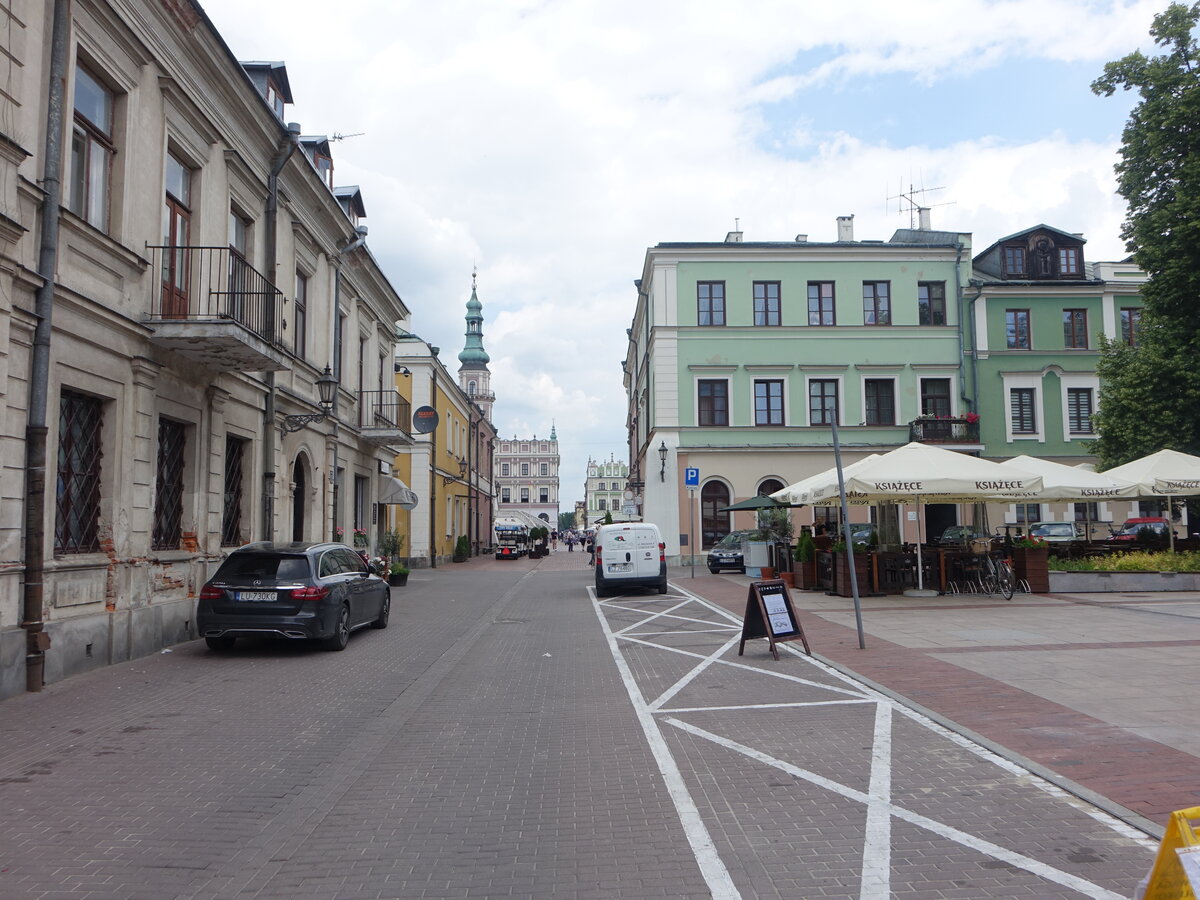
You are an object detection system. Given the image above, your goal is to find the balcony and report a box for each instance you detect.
[359,390,413,446]
[146,246,291,372]
[909,416,980,444]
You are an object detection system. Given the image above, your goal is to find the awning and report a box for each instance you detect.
[379,476,418,509]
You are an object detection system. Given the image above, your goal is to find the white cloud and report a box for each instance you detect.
[199,0,1152,502]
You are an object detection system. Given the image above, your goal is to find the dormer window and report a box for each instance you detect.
[1059,247,1080,276]
[265,79,285,118]
[1003,246,1026,277]
[314,153,333,190]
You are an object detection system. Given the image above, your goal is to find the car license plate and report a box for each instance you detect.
[608,563,631,573]
[237,591,277,603]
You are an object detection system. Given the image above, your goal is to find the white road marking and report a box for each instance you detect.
[648,635,743,711]
[666,717,1128,900]
[659,699,874,714]
[589,588,741,899]
[860,702,892,900]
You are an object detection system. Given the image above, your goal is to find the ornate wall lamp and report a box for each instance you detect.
[281,366,339,434]
[442,457,468,485]
[658,440,668,481]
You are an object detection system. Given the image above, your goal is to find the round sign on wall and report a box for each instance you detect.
[412,405,439,434]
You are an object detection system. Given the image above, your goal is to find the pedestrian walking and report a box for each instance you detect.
[550,531,558,551]
[566,534,575,552]
[586,532,595,566]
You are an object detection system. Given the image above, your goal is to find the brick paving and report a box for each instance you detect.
[0,549,1178,898]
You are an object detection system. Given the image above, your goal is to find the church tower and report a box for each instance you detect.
[457,269,494,421]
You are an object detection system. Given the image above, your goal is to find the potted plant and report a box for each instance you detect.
[388,560,409,587]
[453,534,470,563]
[1011,534,1050,593]
[793,529,816,589]
[353,527,369,548]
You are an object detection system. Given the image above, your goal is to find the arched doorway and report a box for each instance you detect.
[292,457,307,541]
[701,481,731,549]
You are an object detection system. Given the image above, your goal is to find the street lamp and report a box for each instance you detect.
[658,440,668,481]
[281,366,339,433]
[442,456,468,485]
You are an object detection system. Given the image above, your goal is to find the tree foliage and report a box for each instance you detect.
[1090,2,1200,465]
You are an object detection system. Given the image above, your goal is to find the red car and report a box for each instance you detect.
[1110,517,1173,541]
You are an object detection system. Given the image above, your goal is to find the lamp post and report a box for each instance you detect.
[280,366,339,433]
[658,440,668,481]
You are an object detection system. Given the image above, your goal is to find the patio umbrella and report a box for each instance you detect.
[770,454,882,506]
[778,443,1043,592]
[1102,448,1200,551]
[998,455,1139,542]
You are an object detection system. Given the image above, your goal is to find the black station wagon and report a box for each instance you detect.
[197,542,389,652]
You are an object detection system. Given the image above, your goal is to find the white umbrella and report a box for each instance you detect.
[770,454,881,506]
[998,455,1138,500]
[1102,448,1200,551]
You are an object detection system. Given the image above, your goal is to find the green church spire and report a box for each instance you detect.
[458,268,490,366]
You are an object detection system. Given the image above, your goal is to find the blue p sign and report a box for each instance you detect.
[684,467,700,486]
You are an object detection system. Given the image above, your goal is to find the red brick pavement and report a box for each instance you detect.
[673,571,1200,834]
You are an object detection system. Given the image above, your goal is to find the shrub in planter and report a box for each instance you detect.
[453,535,470,562]
[388,561,409,586]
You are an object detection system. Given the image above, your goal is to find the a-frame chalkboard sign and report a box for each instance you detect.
[738,579,811,661]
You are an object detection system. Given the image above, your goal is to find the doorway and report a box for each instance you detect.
[292,457,307,541]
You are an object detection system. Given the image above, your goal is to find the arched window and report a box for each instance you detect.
[758,478,785,497]
[700,481,731,549]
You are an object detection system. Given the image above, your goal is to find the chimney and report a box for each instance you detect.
[918,207,932,231]
[836,215,854,242]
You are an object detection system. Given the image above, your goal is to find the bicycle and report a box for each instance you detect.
[981,540,1015,601]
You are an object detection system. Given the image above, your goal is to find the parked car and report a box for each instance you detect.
[594,522,668,596]
[197,541,390,652]
[1028,521,1084,542]
[1109,517,1174,541]
[934,525,989,546]
[706,530,755,573]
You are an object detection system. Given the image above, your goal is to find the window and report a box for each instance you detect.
[521,463,529,476]
[294,272,308,359]
[70,66,114,230]
[700,481,731,548]
[1059,247,1080,276]
[221,435,245,547]
[1121,308,1142,346]
[814,507,838,527]
[598,498,606,511]
[540,489,549,503]
[228,209,252,322]
[698,379,729,426]
[521,488,529,503]
[920,378,951,418]
[1015,503,1040,524]
[353,475,368,531]
[1003,246,1027,277]
[863,282,890,325]
[540,463,548,476]
[918,282,946,326]
[266,77,286,119]
[597,482,606,491]
[864,379,895,426]
[808,379,838,425]
[55,390,104,554]
[1074,502,1099,523]
[1067,388,1094,434]
[1063,309,1088,349]
[754,380,784,426]
[161,154,192,318]
[1006,310,1031,349]
[697,282,725,326]
[808,282,835,325]
[753,281,780,326]
[501,488,510,503]
[467,380,477,396]
[501,463,510,476]
[1010,388,1036,434]
[152,418,186,550]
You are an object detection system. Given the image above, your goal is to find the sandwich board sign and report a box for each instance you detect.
[738,580,810,661]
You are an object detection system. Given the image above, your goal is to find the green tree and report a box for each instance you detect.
[558,512,575,532]
[1090,2,1200,465]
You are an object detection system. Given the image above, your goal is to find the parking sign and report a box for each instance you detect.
[684,467,700,487]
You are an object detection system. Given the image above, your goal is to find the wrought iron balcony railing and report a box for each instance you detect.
[147,246,289,355]
[909,416,980,443]
[359,390,412,441]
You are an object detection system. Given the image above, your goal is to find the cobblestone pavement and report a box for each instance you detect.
[0,550,1163,898]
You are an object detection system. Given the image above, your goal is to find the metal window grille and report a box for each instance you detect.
[153,418,186,550]
[55,391,104,554]
[221,435,245,546]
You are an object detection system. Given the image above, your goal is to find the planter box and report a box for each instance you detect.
[388,572,409,587]
[1048,571,1200,592]
[1012,547,1050,593]
[835,551,871,597]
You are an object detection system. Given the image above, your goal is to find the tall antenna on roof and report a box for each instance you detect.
[887,175,954,228]
[330,131,365,141]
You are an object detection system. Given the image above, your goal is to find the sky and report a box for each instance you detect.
[198,0,1166,506]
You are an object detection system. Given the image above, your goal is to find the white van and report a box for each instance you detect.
[594,522,668,596]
